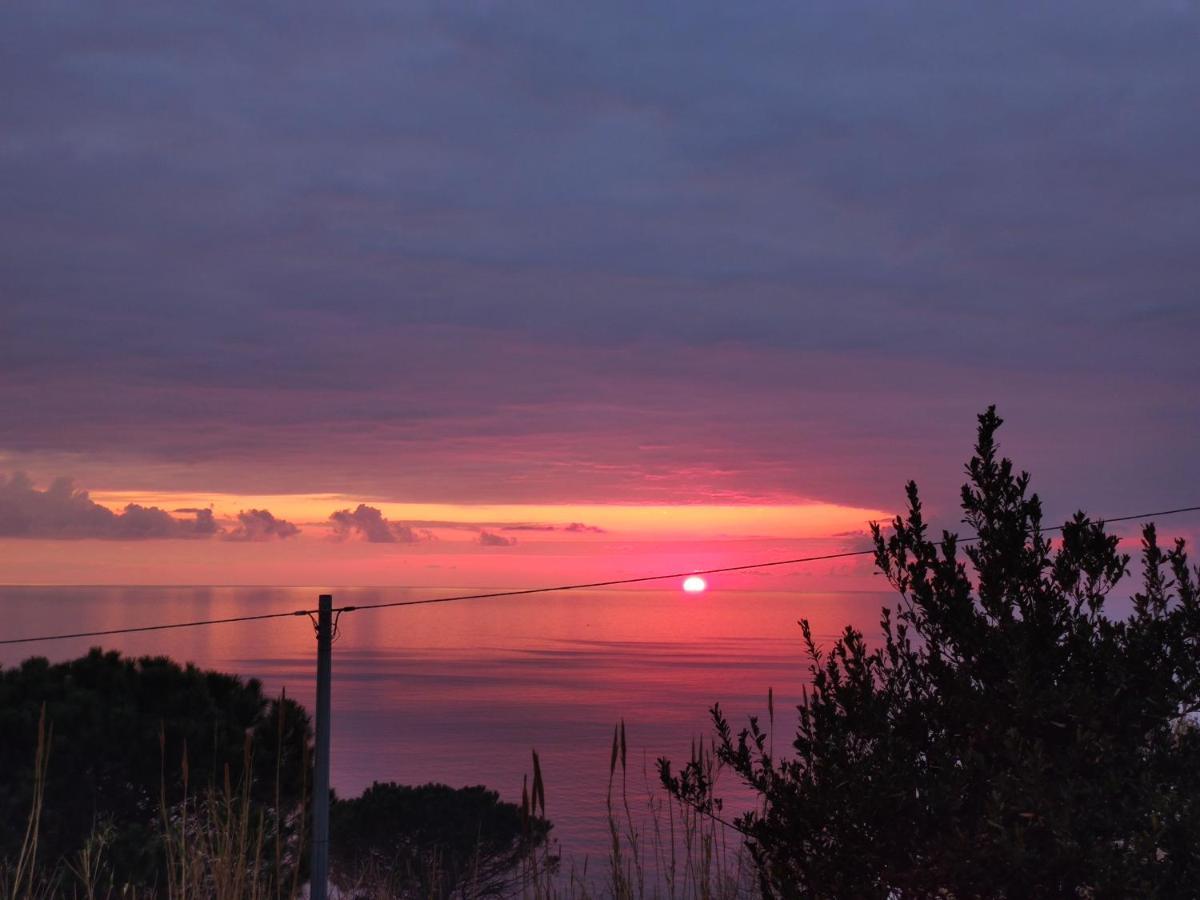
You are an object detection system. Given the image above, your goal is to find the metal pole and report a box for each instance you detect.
[311,594,332,900]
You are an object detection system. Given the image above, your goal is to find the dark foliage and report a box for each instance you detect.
[661,408,1200,898]
[329,781,551,897]
[0,648,311,885]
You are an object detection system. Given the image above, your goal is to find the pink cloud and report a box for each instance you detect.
[479,530,517,547]
[0,472,218,540]
[224,508,301,542]
[329,504,427,543]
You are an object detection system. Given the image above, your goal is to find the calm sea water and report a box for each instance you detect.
[0,585,891,863]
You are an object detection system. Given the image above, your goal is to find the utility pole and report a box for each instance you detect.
[311,594,332,900]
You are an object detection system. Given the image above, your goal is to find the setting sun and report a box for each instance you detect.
[682,576,707,593]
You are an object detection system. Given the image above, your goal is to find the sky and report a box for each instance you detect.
[1,1,1198,586]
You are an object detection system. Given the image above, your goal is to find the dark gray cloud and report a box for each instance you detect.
[0,472,218,539]
[501,522,606,533]
[479,531,517,547]
[0,2,1197,516]
[329,504,426,543]
[224,508,301,542]
[563,522,606,534]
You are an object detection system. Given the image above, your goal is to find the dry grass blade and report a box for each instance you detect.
[6,704,51,900]
[532,750,545,819]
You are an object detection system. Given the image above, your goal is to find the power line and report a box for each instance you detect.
[0,608,313,646]
[2,503,1198,648]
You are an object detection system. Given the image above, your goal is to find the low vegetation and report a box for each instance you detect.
[0,656,739,898]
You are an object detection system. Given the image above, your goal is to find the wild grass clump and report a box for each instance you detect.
[520,723,756,900]
[3,698,758,899]
[1,692,308,900]
[156,706,308,900]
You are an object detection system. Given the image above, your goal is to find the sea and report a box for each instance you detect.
[0,585,892,867]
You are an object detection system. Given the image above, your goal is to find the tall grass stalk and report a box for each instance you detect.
[2,704,54,900]
[518,723,755,900]
[519,749,556,900]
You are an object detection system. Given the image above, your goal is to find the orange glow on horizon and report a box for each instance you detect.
[2,487,894,587]
[88,491,890,540]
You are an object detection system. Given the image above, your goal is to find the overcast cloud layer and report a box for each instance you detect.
[1,1,1197,518]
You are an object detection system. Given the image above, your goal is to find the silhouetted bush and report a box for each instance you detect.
[330,781,550,897]
[0,649,311,886]
[663,408,1200,897]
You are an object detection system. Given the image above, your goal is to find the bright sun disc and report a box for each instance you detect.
[682,576,707,593]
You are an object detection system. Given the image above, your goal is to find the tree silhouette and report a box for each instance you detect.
[0,649,312,884]
[662,408,1200,897]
